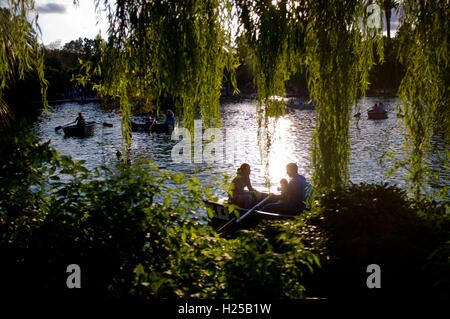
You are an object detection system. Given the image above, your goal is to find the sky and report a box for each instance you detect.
[35,0,109,46]
[29,1,398,46]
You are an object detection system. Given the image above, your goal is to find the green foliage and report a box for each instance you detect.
[305,0,383,189]
[306,183,449,299]
[42,37,102,99]
[0,1,48,124]
[74,0,448,198]
[78,0,238,149]
[221,222,320,299]
[236,0,383,190]
[397,0,449,199]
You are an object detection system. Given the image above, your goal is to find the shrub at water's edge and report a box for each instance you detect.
[302,184,449,300]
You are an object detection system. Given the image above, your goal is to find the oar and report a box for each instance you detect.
[354,107,374,118]
[55,120,76,131]
[217,195,271,237]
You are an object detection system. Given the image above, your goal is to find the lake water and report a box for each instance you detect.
[33,97,448,198]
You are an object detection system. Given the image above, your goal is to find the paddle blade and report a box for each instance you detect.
[55,126,62,131]
[217,217,239,237]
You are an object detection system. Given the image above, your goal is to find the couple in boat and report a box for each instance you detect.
[370,102,387,113]
[229,162,311,215]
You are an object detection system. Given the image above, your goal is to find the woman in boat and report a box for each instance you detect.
[229,163,258,209]
[371,103,379,113]
[263,163,306,215]
[147,110,156,125]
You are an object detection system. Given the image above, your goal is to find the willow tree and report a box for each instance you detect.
[85,0,445,196]
[0,0,47,125]
[397,0,449,198]
[83,0,237,149]
[237,0,383,189]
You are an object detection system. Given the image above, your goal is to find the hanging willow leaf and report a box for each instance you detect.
[0,1,48,125]
[397,0,449,199]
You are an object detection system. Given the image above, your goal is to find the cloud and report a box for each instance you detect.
[37,3,66,14]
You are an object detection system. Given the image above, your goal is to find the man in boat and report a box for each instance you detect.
[229,163,260,209]
[75,112,86,129]
[164,109,175,126]
[263,163,307,215]
[378,102,387,113]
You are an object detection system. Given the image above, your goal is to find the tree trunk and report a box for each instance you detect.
[385,4,392,39]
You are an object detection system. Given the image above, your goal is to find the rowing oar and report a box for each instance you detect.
[55,120,76,131]
[217,195,271,237]
[354,107,373,118]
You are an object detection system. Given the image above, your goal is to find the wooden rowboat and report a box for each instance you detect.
[204,199,296,236]
[131,121,174,133]
[63,121,96,137]
[368,111,388,120]
[151,123,174,133]
[131,121,151,132]
[286,99,316,110]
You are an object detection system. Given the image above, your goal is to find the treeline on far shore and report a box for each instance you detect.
[4,36,404,120]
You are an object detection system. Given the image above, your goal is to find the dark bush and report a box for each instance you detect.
[304,183,449,300]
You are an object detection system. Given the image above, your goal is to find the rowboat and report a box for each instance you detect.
[63,122,96,137]
[204,199,296,236]
[367,111,388,120]
[131,121,174,133]
[131,121,151,132]
[151,123,174,133]
[286,99,315,110]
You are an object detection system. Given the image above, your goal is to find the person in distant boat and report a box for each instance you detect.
[75,112,86,129]
[263,163,307,215]
[147,110,156,125]
[164,109,175,126]
[229,163,259,209]
[371,103,378,113]
[378,102,387,113]
[116,150,122,161]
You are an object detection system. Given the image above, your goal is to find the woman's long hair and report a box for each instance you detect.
[237,163,250,174]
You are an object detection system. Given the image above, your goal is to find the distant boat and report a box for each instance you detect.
[367,111,388,120]
[131,121,175,133]
[286,98,315,110]
[63,122,96,137]
[151,123,174,133]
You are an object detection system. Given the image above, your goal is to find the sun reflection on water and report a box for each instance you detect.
[262,116,299,191]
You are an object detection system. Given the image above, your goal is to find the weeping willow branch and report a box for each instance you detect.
[81,0,446,198]
[0,1,48,126]
[237,0,383,190]
[306,0,383,189]
[397,0,449,199]
[85,0,237,148]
